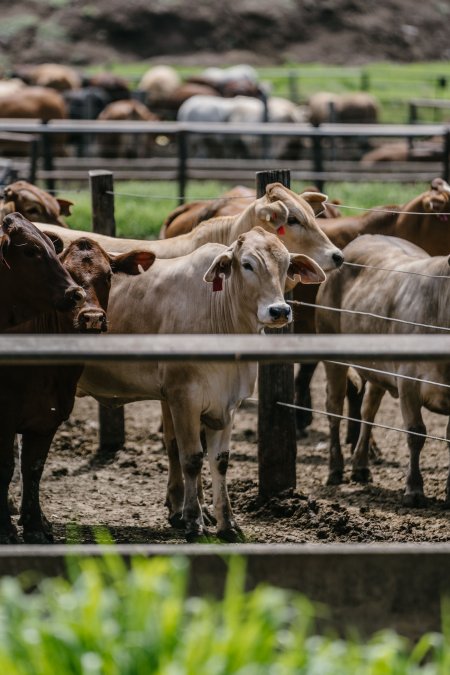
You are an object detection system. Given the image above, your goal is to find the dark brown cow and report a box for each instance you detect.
[294,178,450,438]
[0,213,84,332]
[0,181,73,227]
[0,238,154,543]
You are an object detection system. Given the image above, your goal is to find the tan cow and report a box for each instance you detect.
[316,234,450,507]
[97,99,159,158]
[0,86,67,120]
[13,64,82,91]
[308,91,379,125]
[0,181,73,227]
[77,227,326,541]
[35,183,344,273]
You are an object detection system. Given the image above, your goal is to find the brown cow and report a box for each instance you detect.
[316,234,450,505]
[0,213,84,332]
[294,178,450,439]
[0,238,154,543]
[0,86,67,120]
[13,64,82,92]
[0,181,73,227]
[97,99,159,158]
[308,92,379,125]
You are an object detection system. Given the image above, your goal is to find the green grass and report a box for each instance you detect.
[62,180,429,239]
[0,552,448,674]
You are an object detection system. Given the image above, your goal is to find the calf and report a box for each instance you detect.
[0,212,84,332]
[316,234,450,505]
[77,227,326,541]
[0,238,154,543]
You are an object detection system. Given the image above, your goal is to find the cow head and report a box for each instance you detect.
[203,227,325,329]
[422,178,450,216]
[253,182,344,273]
[2,181,73,227]
[0,213,86,325]
[56,237,154,333]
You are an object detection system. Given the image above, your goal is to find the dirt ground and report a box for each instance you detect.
[12,363,450,545]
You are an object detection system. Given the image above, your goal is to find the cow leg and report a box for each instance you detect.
[163,402,215,529]
[351,382,385,483]
[294,362,317,434]
[346,376,382,463]
[399,386,427,507]
[324,362,348,485]
[0,428,19,543]
[445,418,450,506]
[19,430,54,543]
[205,422,243,542]
[169,401,206,541]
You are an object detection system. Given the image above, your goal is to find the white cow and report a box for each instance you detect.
[35,182,344,274]
[77,227,326,541]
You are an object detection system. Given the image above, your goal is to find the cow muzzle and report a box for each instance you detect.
[266,302,292,326]
[77,309,108,333]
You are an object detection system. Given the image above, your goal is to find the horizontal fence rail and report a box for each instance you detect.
[1,333,450,365]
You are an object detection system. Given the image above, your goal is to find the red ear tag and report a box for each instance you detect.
[277,225,285,235]
[213,275,223,292]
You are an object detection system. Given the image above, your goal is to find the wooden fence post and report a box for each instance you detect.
[257,169,297,498]
[89,170,126,454]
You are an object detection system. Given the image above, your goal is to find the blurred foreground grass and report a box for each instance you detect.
[63,180,426,239]
[0,552,447,674]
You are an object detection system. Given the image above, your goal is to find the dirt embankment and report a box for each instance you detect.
[2,0,450,69]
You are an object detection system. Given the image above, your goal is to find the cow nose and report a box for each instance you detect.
[56,285,86,311]
[78,310,108,333]
[332,251,344,268]
[269,304,291,320]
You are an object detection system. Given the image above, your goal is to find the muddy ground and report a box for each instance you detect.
[11,363,450,545]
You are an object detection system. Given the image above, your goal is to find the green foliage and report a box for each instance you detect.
[0,554,446,673]
[0,16,38,41]
[63,180,427,239]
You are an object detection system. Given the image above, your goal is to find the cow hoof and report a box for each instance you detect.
[351,468,372,483]
[217,526,245,543]
[326,470,343,486]
[185,525,206,543]
[403,492,427,508]
[296,409,312,431]
[23,529,54,544]
[0,527,19,545]
[168,512,185,529]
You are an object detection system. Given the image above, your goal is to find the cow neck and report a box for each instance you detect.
[208,278,258,335]
[9,308,76,336]
[395,194,450,256]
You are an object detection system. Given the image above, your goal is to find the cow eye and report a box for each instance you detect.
[24,247,39,258]
[243,261,254,271]
[287,216,298,225]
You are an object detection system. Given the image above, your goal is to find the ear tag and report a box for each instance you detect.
[277,225,286,235]
[213,275,223,292]
[265,214,271,222]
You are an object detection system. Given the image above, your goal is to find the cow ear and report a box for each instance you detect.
[287,253,326,286]
[56,198,74,216]
[203,250,234,284]
[300,191,328,216]
[255,200,289,230]
[42,231,64,254]
[110,250,155,275]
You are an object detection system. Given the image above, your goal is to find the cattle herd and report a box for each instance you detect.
[1,171,450,544]
[0,62,386,161]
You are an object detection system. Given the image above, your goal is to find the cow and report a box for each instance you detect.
[0,238,154,543]
[0,85,67,121]
[160,185,341,239]
[177,94,304,158]
[159,185,256,239]
[97,99,159,158]
[35,183,344,274]
[0,181,73,227]
[0,213,85,332]
[308,91,380,126]
[293,178,450,439]
[13,64,82,92]
[315,233,450,507]
[76,227,326,541]
[138,65,181,106]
